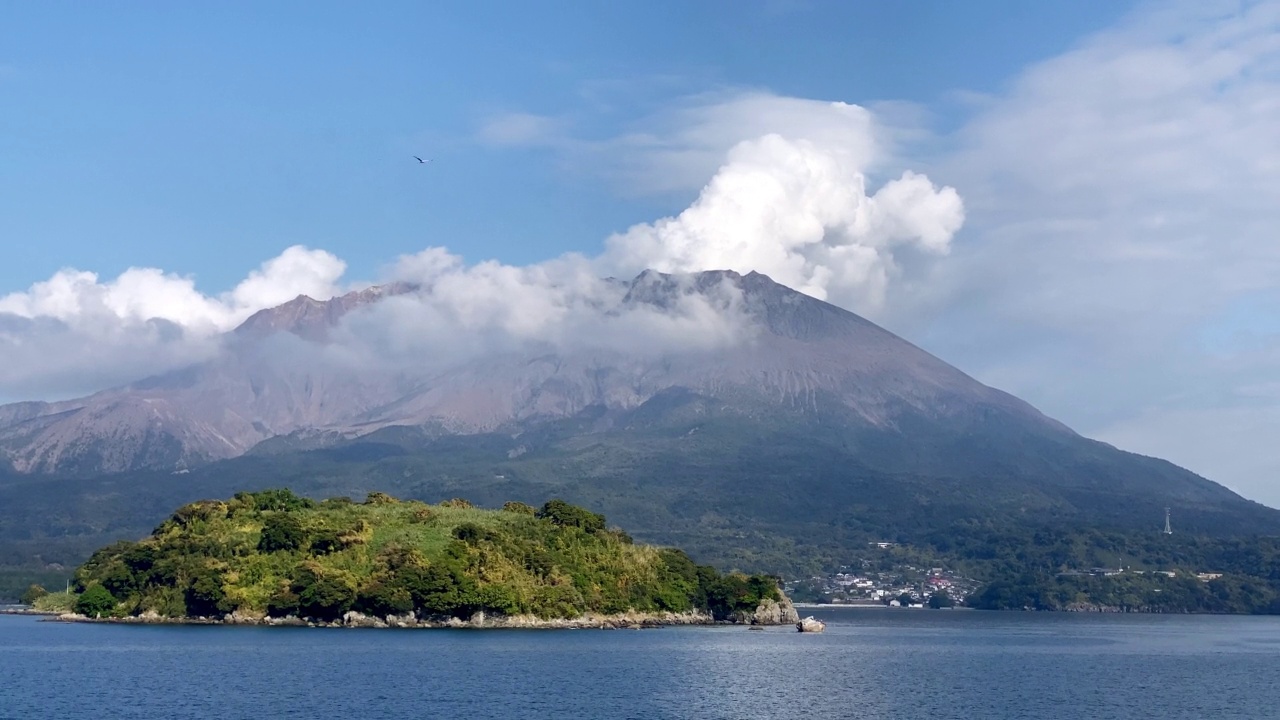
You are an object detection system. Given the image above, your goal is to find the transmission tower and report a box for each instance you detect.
[1163,507,1172,535]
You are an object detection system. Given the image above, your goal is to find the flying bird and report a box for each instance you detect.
[413,156,432,164]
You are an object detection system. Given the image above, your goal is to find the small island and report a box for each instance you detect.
[35,490,798,628]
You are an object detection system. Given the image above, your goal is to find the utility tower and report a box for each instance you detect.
[1163,507,1172,535]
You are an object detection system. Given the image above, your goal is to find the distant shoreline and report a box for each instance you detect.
[793,602,973,610]
[0,607,57,616]
[794,602,890,609]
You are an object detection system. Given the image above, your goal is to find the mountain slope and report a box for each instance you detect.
[0,269,1068,474]
[0,269,1274,572]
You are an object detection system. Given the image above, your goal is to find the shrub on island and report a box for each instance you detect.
[20,584,48,606]
[75,584,117,618]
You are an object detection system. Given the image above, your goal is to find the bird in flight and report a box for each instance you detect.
[413,155,432,164]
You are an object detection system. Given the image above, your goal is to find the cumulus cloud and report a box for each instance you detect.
[913,0,1280,504]
[0,246,344,399]
[408,92,968,345]
[604,132,962,311]
[0,245,344,331]
[481,91,964,314]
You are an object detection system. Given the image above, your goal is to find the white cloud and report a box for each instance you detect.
[478,91,964,315]
[336,249,755,370]
[911,0,1280,504]
[603,129,962,313]
[0,246,344,400]
[0,245,344,332]
[227,245,347,313]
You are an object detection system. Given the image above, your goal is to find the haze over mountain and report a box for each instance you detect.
[1,268,1042,473]
[0,267,1263,501]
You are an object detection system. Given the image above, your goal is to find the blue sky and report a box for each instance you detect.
[1,1,1132,291]
[5,1,1280,507]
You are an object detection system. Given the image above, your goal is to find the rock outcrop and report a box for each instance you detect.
[796,616,826,633]
[730,591,801,626]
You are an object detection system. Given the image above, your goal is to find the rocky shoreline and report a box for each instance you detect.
[41,595,803,630]
[49,608,710,629]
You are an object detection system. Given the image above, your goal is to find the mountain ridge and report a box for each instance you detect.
[0,268,1273,574]
[0,269,1068,475]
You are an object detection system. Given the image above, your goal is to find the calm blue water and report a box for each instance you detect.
[3,608,1279,719]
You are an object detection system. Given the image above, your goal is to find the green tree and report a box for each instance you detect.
[20,584,48,606]
[309,529,342,555]
[185,567,230,617]
[243,488,314,512]
[75,584,117,617]
[258,513,306,553]
[537,499,606,533]
[928,590,954,609]
[703,572,778,619]
[452,523,489,545]
[266,587,301,617]
[291,565,356,621]
[410,564,479,618]
[354,581,414,618]
[99,558,144,599]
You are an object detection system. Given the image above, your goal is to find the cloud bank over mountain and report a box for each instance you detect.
[0,247,346,399]
[0,97,962,401]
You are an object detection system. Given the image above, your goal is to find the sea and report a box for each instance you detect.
[3,607,1278,719]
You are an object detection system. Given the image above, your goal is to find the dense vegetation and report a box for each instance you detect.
[944,525,1280,614]
[4,400,1279,580]
[802,523,1280,614]
[65,490,780,622]
[4,409,1280,614]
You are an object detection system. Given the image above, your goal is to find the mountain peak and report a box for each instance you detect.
[234,282,415,341]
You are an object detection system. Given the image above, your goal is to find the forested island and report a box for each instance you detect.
[23,490,795,628]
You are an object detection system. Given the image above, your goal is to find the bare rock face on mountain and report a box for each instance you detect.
[0,269,1052,474]
[234,283,415,342]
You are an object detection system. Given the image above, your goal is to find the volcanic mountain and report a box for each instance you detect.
[0,270,1053,474]
[0,269,1274,569]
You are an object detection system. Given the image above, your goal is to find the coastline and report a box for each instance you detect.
[794,602,892,609]
[45,608,749,630]
[1,607,59,616]
[40,594,804,629]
